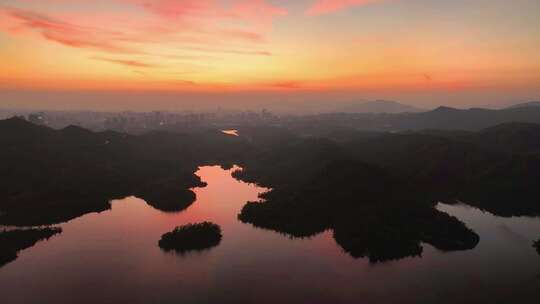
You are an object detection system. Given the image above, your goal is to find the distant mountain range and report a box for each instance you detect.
[339,100,424,114]
[304,105,540,132]
[507,101,540,109]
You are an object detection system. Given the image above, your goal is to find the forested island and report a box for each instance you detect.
[158,222,222,253]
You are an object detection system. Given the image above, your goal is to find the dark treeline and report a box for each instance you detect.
[0,227,62,267]
[236,122,540,217]
[233,121,540,261]
[0,117,251,226]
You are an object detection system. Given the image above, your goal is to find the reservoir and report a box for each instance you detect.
[0,166,539,303]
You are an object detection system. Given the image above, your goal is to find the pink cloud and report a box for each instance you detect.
[306,0,384,16]
[228,0,288,31]
[0,1,287,60]
[137,0,218,20]
[2,8,139,53]
[218,28,265,42]
[132,0,287,31]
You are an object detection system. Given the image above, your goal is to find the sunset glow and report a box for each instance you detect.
[1,0,539,109]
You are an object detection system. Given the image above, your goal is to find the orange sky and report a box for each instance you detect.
[0,0,539,110]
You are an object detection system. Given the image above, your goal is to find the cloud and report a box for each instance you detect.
[135,0,218,23]
[306,0,384,16]
[91,57,158,68]
[131,0,287,31]
[218,28,265,43]
[0,1,287,56]
[2,7,139,53]
[138,0,286,22]
[266,81,305,89]
[227,0,288,31]
[132,70,148,76]
[179,46,272,56]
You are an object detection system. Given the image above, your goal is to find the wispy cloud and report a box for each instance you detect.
[179,46,272,56]
[306,0,385,16]
[266,81,305,89]
[218,28,265,43]
[2,7,140,53]
[227,0,288,31]
[0,0,287,56]
[91,56,158,68]
[138,0,287,28]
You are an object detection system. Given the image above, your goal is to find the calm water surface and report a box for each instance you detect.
[1,166,539,303]
[221,129,239,136]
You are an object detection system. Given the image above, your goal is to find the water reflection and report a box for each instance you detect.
[0,166,539,304]
[221,129,239,136]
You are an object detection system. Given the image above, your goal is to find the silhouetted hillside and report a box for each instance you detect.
[0,116,55,143]
[475,123,540,154]
[238,160,479,262]
[416,122,540,155]
[234,122,540,261]
[0,117,250,226]
[341,129,540,216]
[289,106,540,132]
[408,106,540,131]
[340,100,424,114]
[0,227,61,267]
[507,101,540,109]
[234,137,343,187]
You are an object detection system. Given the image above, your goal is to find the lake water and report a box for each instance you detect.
[1,166,539,303]
[221,129,239,136]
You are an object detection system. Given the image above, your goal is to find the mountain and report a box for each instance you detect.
[475,123,540,154]
[0,117,249,226]
[0,116,54,142]
[397,106,540,130]
[339,100,424,114]
[237,121,540,218]
[235,132,482,261]
[296,105,540,132]
[507,101,540,109]
[417,123,540,155]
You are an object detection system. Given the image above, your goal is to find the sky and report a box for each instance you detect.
[0,0,539,111]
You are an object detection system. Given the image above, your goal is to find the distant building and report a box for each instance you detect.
[27,112,46,126]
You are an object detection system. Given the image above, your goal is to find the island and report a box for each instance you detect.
[158,222,222,253]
